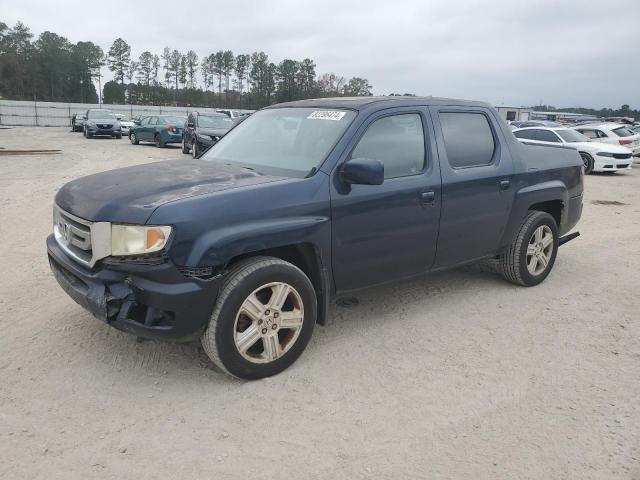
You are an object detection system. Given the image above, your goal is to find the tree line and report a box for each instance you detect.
[533,105,639,121]
[0,21,373,109]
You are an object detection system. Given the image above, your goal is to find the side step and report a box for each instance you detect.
[559,232,580,246]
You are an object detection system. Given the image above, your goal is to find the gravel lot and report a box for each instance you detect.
[1,127,639,479]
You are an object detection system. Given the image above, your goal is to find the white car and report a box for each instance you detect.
[117,117,136,136]
[572,123,640,157]
[513,126,633,174]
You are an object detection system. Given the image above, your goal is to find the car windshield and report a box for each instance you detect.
[556,129,590,143]
[202,107,356,176]
[158,116,185,125]
[198,115,234,129]
[612,126,634,137]
[87,110,115,119]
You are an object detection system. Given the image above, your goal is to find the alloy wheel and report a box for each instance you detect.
[233,282,304,363]
[526,225,554,276]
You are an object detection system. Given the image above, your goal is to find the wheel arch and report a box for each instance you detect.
[500,180,569,247]
[223,242,331,325]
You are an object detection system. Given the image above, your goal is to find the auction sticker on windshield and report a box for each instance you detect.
[307,110,347,121]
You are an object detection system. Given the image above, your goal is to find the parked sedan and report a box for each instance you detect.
[573,123,640,156]
[128,115,186,147]
[117,117,136,136]
[83,109,122,139]
[513,126,633,174]
[182,112,234,158]
[71,113,86,132]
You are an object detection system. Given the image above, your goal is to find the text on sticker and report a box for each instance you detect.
[308,111,347,121]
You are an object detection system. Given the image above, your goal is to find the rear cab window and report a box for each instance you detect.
[439,112,496,168]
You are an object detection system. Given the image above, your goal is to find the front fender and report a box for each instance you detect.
[185,216,330,267]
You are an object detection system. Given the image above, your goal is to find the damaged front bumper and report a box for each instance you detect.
[47,234,222,341]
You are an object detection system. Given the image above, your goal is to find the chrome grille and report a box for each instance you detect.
[53,205,111,267]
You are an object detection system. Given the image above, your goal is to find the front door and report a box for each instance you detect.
[140,116,156,141]
[330,108,442,292]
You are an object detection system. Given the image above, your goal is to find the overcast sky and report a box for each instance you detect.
[5,0,640,109]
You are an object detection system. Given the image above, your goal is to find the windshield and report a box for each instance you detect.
[157,116,186,125]
[202,107,356,176]
[556,129,590,143]
[88,109,115,119]
[198,115,234,129]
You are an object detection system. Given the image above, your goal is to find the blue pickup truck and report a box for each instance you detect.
[47,97,583,379]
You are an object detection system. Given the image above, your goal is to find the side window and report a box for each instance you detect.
[440,112,495,168]
[536,130,561,143]
[514,129,536,140]
[596,130,609,138]
[350,113,425,179]
[579,129,598,139]
[147,117,157,126]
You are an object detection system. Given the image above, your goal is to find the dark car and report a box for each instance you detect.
[47,96,583,379]
[128,115,186,147]
[71,113,86,132]
[182,112,234,158]
[83,109,122,139]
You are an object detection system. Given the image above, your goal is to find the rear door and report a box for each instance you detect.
[429,107,515,267]
[330,107,442,291]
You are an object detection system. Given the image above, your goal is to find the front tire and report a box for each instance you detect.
[580,152,594,174]
[191,141,198,158]
[182,137,190,154]
[499,211,558,286]
[201,256,317,380]
[130,132,139,145]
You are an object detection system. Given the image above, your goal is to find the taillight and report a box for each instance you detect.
[619,139,632,145]
[165,126,177,133]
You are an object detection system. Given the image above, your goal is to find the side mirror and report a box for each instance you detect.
[187,122,195,128]
[341,157,384,186]
[133,120,141,125]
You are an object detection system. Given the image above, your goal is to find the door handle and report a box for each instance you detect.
[499,180,510,191]
[420,191,435,205]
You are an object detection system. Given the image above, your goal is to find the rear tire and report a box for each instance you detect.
[499,211,558,287]
[580,152,594,174]
[115,133,122,139]
[154,134,165,148]
[201,256,317,380]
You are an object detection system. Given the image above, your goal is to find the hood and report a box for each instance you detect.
[571,141,632,154]
[55,159,286,224]
[197,127,229,137]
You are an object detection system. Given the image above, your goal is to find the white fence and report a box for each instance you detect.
[0,100,253,127]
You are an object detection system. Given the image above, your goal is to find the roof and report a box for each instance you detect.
[574,123,627,129]
[267,96,491,111]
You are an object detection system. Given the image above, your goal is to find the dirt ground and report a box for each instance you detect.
[1,127,639,479]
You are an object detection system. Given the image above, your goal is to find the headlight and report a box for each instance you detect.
[111,225,172,256]
[86,121,96,127]
[596,152,614,157]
